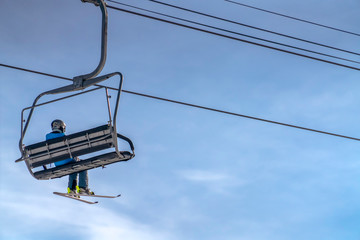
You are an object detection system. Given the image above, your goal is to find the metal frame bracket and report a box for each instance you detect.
[73,76,85,89]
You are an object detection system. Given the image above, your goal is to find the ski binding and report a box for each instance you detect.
[53,192,121,204]
[53,192,98,204]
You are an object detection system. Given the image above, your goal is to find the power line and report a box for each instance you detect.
[121,90,360,142]
[145,0,360,57]
[224,0,360,37]
[105,4,360,72]
[0,63,71,81]
[2,62,360,142]
[104,0,360,65]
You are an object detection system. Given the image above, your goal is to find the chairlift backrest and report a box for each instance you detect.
[26,125,113,168]
[23,124,134,180]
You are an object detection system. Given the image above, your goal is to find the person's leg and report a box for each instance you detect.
[78,170,88,189]
[67,158,79,193]
[67,172,78,193]
[78,170,94,194]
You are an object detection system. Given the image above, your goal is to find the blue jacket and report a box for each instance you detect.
[46,132,74,166]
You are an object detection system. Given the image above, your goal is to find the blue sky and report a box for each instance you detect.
[1,0,360,239]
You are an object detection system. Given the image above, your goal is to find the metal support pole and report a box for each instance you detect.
[74,0,108,82]
[105,87,112,125]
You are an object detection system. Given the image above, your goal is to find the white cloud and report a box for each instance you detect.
[177,169,245,195]
[0,151,174,240]
[0,146,179,240]
[0,191,174,240]
[179,169,231,182]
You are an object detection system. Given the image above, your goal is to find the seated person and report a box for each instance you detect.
[46,119,94,195]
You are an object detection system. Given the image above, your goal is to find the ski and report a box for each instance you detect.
[53,192,98,204]
[75,193,121,199]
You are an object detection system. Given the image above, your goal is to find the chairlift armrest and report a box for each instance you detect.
[15,157,24,163]
[117,133,135,153]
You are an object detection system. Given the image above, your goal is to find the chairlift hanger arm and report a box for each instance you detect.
[74,0,108,82]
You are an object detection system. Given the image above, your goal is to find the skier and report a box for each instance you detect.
[46,119,94,195]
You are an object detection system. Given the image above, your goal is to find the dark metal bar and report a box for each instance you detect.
[75,0,108,80]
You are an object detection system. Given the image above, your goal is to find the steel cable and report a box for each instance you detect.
[104,4,360,71]
[105,1,360,65]
[224,0,360,37]
[145,0,360,56]
[2,63,360,142]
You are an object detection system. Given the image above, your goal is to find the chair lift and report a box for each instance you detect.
[15,0,135,180]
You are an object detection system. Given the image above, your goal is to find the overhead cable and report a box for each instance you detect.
[105,0,360,65]
[145,0,360,57]
[105,4,360,71]
[224,0,360,37]
[2,63,360,142]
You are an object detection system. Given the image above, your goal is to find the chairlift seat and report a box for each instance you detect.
[34,151,133,180]
[23,124,134,180]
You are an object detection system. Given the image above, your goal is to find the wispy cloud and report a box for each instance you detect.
[179,169,231,182]
[0,191,175,240]
[177,169,245,194]
[0,151,175,240]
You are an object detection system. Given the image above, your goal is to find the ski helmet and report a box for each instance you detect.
[51,119,66,133]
